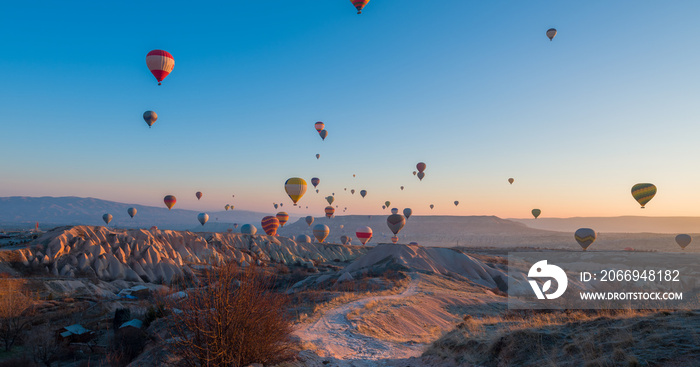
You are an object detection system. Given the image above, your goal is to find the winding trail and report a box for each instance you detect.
[294,277,425,363]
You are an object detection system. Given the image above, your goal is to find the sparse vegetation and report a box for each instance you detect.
[0,279,35,352]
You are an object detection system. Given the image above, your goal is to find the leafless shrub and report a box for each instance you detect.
[0,279,35,351]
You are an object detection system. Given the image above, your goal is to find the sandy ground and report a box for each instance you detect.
[294,276,427,364]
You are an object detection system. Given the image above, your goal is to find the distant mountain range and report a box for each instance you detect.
[510,216,700,234]
[0,196,281,231]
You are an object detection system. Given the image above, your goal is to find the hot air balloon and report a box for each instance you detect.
[305,215,314,226]
[102,213,112,225]
[225,204,230,211]
[296,234,312,243]
[146,50,174,85]
[261,216,280,236]
[391,236,399,244]
[143,111,157,128]
[546,28,557,41]
[316,154,320,159]
[454,201,459,206]
[574,228,596,250]
[416,162,426,173]
[326,196,334,205]
[430,204,434,209]
[197,213,209,226]
[340,235,351,245]
[325,206,335,218]
[675,234,691,249]
[360,190,367,198]
[356,226,373,245]
[382,205,386,210]
[391,208,399,214]
[387,214,406,235]
[385,201,391,207]
[196,191,203,200]
[229,205,234,210]
[413,171,417,176]
[339,224,344,229]
[417,172,425,181]
[164,195,176,210]
[403,208,412,219]
[127,207,137,218]
[285,177,307,205]
[276,212,289,227]
[314,121,324,132]
[233,223,238,229]
[240,224,257,235]
[312,224,330,243]
[631,183,657,208]
[508,178,514,185]
[316,189,319,193]
[319,130,328,141]
[532,209,541,219]
[400,186,404,191]
[351,0,370,14]
[351,189,355,195]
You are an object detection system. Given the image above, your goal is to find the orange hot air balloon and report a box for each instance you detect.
[195,191,203,200]
[261,216,280,236]
[325,206,335,218]
[276,211,289,227]
[314,121,325,132]
[146,50,174,85]
[351,0,370,14]
[164,195,176,210]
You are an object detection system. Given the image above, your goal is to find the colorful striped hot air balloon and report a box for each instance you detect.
[146,50,174,85]
[127,207,137,218]
[276,212,289,227]
[356,226,373,245]
[675,234,691,249]
[325,206,335,218]
[143,111,157,128]
[532,209,541,219]
[261,216,280,236]
[574,228,596,250]
[102,213,112,225]
[305,215,314,226]
[391,236,399,244]
[546,28,557,41]
[196,191,203,200]
[387,214,406,235]
[350,0,370,14]
[313,224,330,243]
[285,177,308,205]
[240,224,257,235]
[314,121,325,132]
[631,183,657,208]
[164,195,176,210]
[225,204,230,211]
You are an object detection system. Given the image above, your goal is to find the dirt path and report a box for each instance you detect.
[294,277,426,364]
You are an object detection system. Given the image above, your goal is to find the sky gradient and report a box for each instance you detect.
[1,1,700,218]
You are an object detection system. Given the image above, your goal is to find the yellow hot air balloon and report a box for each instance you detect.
[285,177,307,205]
[631,183,657,208]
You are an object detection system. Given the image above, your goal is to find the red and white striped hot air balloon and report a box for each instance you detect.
[146,50,174,85]
[356,226,373,245]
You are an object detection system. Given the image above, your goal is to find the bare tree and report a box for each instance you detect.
[0,279,34,351]
[26,322,62,367]
[166,263,294,367]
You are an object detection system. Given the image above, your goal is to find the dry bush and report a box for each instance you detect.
[0,279,35,351]
[166,262,294,367]
[25,322,66,367]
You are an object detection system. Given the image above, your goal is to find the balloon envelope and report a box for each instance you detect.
[316,154,320,159]
[351,189,355,195]
[574,228,596,250]
[326,196,334,205]
[508,178,514,185]
[305,215,314,226]
[531,209,541,219]
[676,234,691,249]
[127,207,137,218]
[340,235,351,245]
[403,208,412,219]
[313,224,330,242]
[391,208,399,214]
[387,214,406,235]
[416,162,426,173]
[391,236,399,244]
[164,195,176,210]
[417,172,425,181]
[430,204,434,209]
[146,50,174,85]
[546,28,557,41]
[143,111,157,127]
[325,206,335,218]
[261,216,280,236]
[314,121,324,132]
[360,190,367,198]
[454,201,459,206]
[196,191,203,200]
[102,213,112,225]
[276,212,289,227]
[319,130,328,140]
[356,226,373,245]
[296,234,312,243]
[197,213,209,226]
[631,183,657,208]
[384,201,391,208]
[285,177,308,205]
[240,224,257,235]
[351,0,370,14]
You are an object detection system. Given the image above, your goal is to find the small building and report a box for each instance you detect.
[57,324,95,343]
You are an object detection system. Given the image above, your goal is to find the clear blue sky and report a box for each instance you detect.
[1,1,700,218]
